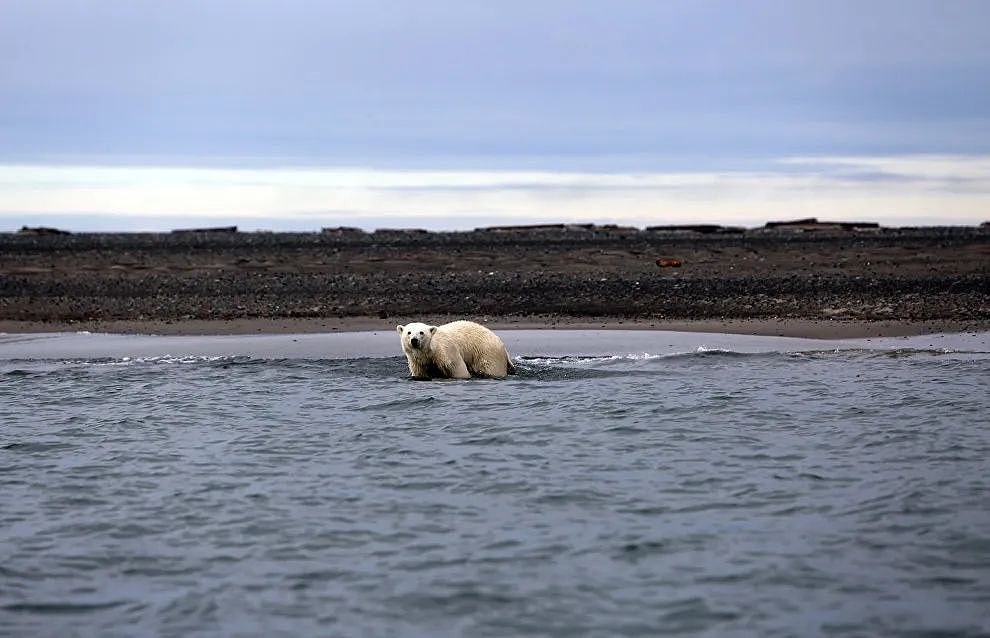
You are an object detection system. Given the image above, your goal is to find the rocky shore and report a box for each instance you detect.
[1,224,988,334]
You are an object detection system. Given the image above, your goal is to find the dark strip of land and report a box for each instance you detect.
[1,225,988,335]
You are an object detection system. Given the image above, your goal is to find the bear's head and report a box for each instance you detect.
[397,322,437,354]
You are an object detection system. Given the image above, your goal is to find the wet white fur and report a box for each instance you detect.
[396,320,515,379]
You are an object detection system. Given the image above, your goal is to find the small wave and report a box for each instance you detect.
[517,352,680,366]
[0,356,406,382]
[356,396,438,411]
[870,347,957,358]
[788,347,988,361]
[516,348,760,367]
[516,354,627,366]
[662,348,765,362]
[509,350,779,381]
[695,345,731,354]
[102,354,240,365]
[2,441,78,453]
[3,600,127,614]
[46,354,257,368]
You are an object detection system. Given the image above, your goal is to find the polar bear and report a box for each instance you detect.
[396,320,516,379]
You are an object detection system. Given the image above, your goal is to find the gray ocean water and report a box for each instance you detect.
[2,337,990,637]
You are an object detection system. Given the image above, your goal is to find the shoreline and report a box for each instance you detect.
[3,327,987,362]
[2,316,988,340]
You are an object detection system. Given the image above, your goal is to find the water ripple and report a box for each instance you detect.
[0,348,988,637]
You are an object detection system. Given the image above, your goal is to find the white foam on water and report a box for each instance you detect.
[74,354,236,366]
[695,345,733,354]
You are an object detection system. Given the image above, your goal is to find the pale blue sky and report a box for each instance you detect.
[1,0,988,229]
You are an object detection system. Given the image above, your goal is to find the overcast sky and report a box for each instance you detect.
[1,0,988,229]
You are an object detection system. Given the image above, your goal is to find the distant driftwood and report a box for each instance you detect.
[372,228,430,234]
[18,226,71,236]
[763,218,880,231]
[477,223,638,233]
[171,226,238,234]
[646,224,745,234]
[322,226,366,234]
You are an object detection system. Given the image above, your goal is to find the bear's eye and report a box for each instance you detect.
[419,331,424,335]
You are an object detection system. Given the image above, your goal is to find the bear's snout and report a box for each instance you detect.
[409,337,420,349]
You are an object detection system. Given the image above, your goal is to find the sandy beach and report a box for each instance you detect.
[1,316,987,340]
[2,225,987,338]
[2,328,987,362]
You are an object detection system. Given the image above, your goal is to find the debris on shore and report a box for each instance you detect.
[18,226,71,236]
[762,218,881,232]
[171,226,239,234]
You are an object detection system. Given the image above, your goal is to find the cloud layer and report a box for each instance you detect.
[3,156,986,231]
[2,1,989,167]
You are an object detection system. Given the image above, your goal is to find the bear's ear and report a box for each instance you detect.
[429,326,437,335]
[396,324,405,334]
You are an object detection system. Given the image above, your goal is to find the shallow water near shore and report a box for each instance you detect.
[2,332,989,637]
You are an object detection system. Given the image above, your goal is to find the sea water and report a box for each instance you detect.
[1,332,989,637]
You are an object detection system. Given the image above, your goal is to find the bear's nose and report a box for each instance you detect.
[410,337,420,348]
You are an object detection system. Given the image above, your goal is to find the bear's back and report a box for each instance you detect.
[434,321,507,371]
